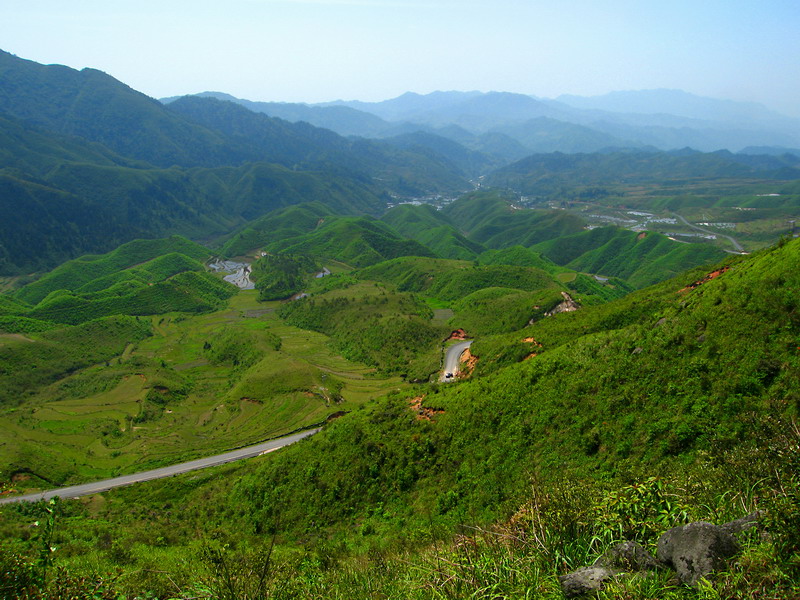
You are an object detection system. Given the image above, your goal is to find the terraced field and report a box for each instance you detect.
[0,290,405,491]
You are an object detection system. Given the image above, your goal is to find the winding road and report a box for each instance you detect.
[673,212,745,253]
[0,428,319,505]
[440,340,472,382]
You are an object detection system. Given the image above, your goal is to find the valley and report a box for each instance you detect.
[0,48,799,600]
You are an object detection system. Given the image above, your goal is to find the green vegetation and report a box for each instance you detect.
[220,201,334,258]
[444,190,586,247]
[14,236,211,305]
[251,253,320,301]
[0,315,152,408]
[358,257,559,301]
[381,203,487,260]
[27,270,236,325]
[532,227,729,288]
[267,216,436,268]
[0,290,406,489]
[4,47,800,598]
[1,233,799,600]
[279,281,446,380]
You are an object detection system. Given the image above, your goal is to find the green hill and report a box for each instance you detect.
[250,254,320,301]
[485,149,800,196]
[532,227,729,288]
[356,256,561,302]
[476,244,560,271]
[267,216,436,268]
[220,202,335,257]
[14,236,211,305]
[232,237,799,546]
[0,315,151,407]
[0,49,247,169]
[27,270,236,326]
[278,280,446,379]
[380,203,487,260]
[443,191,586,247]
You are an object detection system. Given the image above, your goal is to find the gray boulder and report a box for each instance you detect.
[594,540,661,571]
[656,522,740,586]
[558,566,617,597]
[560,542,661,597]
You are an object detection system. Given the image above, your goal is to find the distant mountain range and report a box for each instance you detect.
[1,47,799,277]
[165,89,800,158]
[0,50,471,274]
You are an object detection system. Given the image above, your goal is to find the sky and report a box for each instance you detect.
[3,0,799,117]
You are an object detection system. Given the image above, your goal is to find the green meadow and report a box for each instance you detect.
[0,290,405,491]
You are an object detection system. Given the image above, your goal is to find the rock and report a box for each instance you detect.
[558,566,617,597]
[721,511,761,536]
[656,522,740,586]
[594,541,662,571]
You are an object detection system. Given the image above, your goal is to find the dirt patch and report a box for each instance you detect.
[545,292,580,317]
[679,266,730,293]
[459,348,478,377]
[447,328,469,341]
[244,308,275,318]
[174,359,209,371]
[408,395,445,421]
[0,333,35,343]
[522,337,542,346]
[637,232,647,240]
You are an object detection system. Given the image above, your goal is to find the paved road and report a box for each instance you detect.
[0,428,320,504]
[673,213,745,253]
[440,340,472,382]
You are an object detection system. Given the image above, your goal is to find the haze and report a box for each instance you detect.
[3,0,799,117]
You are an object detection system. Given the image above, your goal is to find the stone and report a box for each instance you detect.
[593,540,662,572]
[721,511,761,536]
[656,522,740,586]
[558,566,617,597]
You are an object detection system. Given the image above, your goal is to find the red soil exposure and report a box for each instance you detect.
[408,395,444,421]
[679,266,730,293]
[637,232,647,240]
[447,328,469,341]
[460,348,478,376]
[521,337,542,360]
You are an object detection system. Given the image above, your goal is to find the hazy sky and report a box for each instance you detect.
[3,0,799,116]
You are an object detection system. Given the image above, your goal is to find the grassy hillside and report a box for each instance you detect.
[485,149,800,196]
[14,236,211,305]
[266,216,436,268]
[532,227,729,288]
[26,270,236,326]
[278,280,446,380]
[0,315,152,408]
[228,236,799,549]
[443,191,586,248]
[380,203,487,260]
[220,201,335,257]
[1,237,798,598]
[356,256,560,302]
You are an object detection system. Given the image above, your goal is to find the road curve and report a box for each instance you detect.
[672,212,745,253]
[0,428,320,505]
[440,340,473,382]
